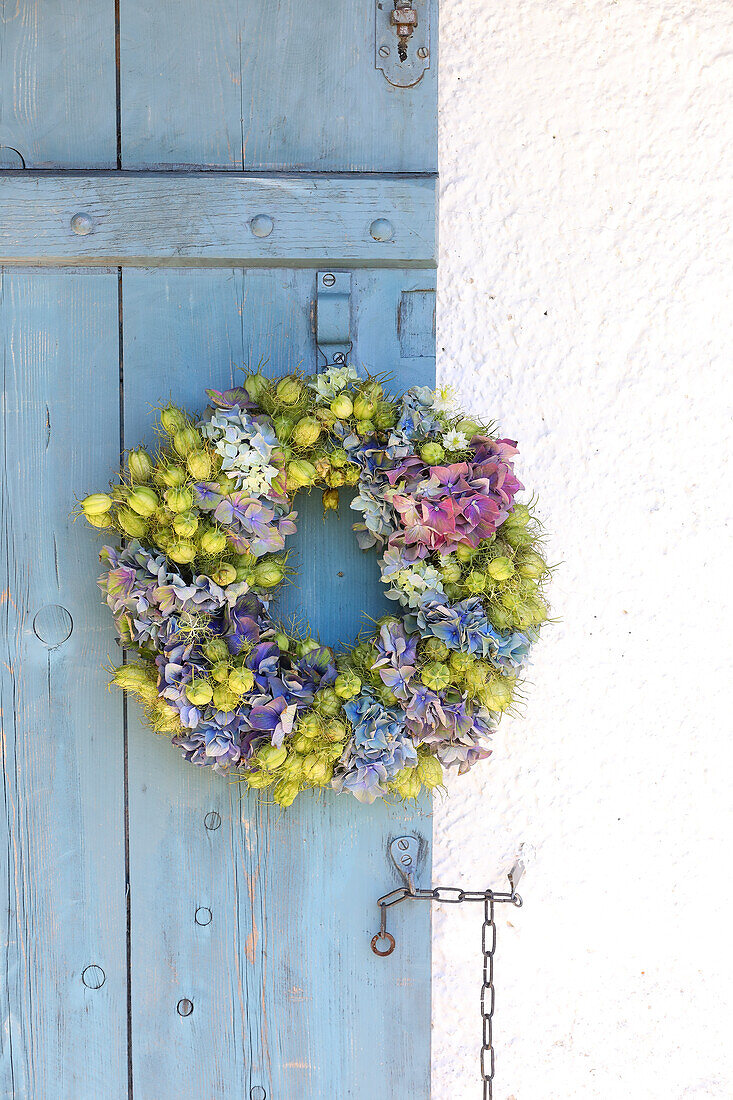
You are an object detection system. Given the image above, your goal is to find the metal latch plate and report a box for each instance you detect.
[375,0,431,88]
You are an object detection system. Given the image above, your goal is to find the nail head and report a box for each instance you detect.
[177,998,194,1017]
[70,212,93,235]
[250,214,274,238]
[204,811,221,831]
[369,218,394,242]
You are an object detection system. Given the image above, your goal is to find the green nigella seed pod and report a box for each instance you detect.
[324,718,348,743]
[355,419,375,436]
[286,458,317,490]
[86,510,113,529]
[185,679,214,706]
[273,414,295,441]
[417,753,444,790]
[173,426,200,458]
[328,469,345,488]
[283,754,306,781]
[334,670,362,700]
[297,712,322,739]
[421,661,451,691]
[198,527,228,555]
[168,540,196,565]
[275,377,304,406]
[243,371,268,404]
[246,770,275,789]
[165,486,194,514]
[303,754,330,784]
[152,700,182,733]
[292,416,321,448]
[443,583,464,601]
[253,560,284,588]
[373,402,397,430]
[322,488,339,512]
[153,528,173,551]
[156,464,187,488]
[274,632,290,652]
[391,768,421,800]
[449,650,475,675]
[313,688,342,717]
[81,492,113,516]
[273,778,300,807]
[329,447,349,468]
[343,465,359,486]
[506,503,530,527]
[420,441,445,466]
[210,661,231,684]
[212,684,239,712]
[464,570,486,594]
[111,663,157,702]
[363,381,383,401]
[487,604,513,631]
[422,637,449,662]
[330,394,354,419]
[454,544,477,564]
[228,667,255,695]
[374,683,400,707]
[291,733,312,754]
[516,551,547,580]
[316,408,337,430]
[203,638,230,664]
[172,510,198,538]
[128,447,153,484]
[487,556,515,582]
[440,560,462,584]
[257,744,287,771]
[127,486,159,517]
[456,418,482,439]
[118,508,148,538]
[352,394,375,420]
[186,449,213,480]
[216,473,238,494]
[160,404,188,435]
[484,676,514,712]
[210,563,236,587]
[295,638,320,658]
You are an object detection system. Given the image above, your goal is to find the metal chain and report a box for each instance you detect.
[371,880,522,1098]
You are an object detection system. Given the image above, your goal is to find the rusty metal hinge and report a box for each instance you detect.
[375,0,431,88]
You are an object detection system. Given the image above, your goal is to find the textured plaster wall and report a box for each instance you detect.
[433,3,733,1098]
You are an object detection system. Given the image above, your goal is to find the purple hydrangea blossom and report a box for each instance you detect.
[335,691,418,803]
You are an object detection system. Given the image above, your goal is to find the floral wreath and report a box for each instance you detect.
[79,367,550,808]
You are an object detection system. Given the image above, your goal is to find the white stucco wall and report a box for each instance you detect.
[433,3,733,1097]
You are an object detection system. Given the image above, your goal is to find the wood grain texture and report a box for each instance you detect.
[0,173,437,268]
[0,2,116,167]
[121,268,433,1099]
[0,269,128,1097]
[119,0,437,172]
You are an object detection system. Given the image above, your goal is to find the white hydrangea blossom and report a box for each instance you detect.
[309,365,360,400]
[382,559,446,608]
[200,411,281,496]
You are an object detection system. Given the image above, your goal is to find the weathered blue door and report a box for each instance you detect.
[0,4,437,1097]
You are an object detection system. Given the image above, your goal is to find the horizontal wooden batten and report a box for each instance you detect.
[0,173,436,267]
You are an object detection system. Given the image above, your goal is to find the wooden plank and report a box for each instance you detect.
[120,0,437,173]
[0,173,437,268]
[0,2,116,168]
[0,269,128,1097]
[121,268,432,1099]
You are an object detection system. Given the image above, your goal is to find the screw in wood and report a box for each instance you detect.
[378,45,390,58]
[417,45,429,58]
[322,272,336,287]
[81,965,106,989]
[177,998,194,1017]
[204,811,221,831]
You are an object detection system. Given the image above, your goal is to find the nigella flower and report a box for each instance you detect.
[334,691,417,803]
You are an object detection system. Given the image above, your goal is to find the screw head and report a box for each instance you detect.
[82,964,106,989]
[195,906,213,926]
[250,213,274,238]
[177,998,194,1017]
[321,273,336,287]
[204,810,221,831]
[378,44,390,58]
[70,212,93,235]
[369,218,394,243]
[417,45,429,59]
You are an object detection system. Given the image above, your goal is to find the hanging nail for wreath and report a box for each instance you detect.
[78,366,551,808]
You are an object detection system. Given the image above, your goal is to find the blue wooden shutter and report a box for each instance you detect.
[1,4,437,1097]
